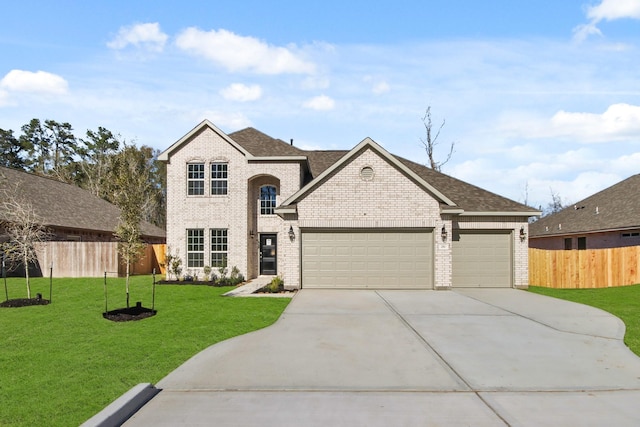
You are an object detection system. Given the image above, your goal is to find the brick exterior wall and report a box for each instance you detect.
[165,125,531,290]
[165,127,302,281]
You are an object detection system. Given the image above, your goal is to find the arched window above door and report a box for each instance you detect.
[260,185,277,215]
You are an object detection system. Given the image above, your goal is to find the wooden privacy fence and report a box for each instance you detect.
[35,242,167,278]
[529,246,640,288]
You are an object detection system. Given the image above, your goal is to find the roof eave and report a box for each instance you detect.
[459,210,542,217]
[248,156,308,162]
[275,205,297,218]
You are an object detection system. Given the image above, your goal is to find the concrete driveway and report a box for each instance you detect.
[123,289,640,426]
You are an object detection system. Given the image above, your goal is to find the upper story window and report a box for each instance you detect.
[211,163,228,195]
[187,163,205,195]
[260,185,277,215]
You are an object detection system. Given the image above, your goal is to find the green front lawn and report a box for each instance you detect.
[0,276,290,427]
[529,284,640,356]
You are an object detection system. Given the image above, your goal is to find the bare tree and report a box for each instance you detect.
[543,188,566,216]
[420,106,455,172]
[0,182,49,299]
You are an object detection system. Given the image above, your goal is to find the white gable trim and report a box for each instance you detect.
[158,120,251,162]
[279,137,457,210]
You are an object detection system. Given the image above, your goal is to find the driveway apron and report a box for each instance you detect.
[124,289,640,427]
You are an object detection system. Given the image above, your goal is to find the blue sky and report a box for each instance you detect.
[1,0,639,211]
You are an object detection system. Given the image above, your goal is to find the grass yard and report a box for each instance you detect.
[0,275,290,427]
[529,284,640,356]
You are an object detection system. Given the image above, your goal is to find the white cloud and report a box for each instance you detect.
[587,0,640,21]
[303,95,335,111]
[175,27,316,75]
[220,83,263,102]
[0,69,68,94]
[107,22,168,52]
[574,0,640,41]
[496,104,640,143]
[551,103,640,142]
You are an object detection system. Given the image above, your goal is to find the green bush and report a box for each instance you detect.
[261,276,284,293]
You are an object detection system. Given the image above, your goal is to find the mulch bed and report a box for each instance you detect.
[1,297,50,308]
[103,304,157,322]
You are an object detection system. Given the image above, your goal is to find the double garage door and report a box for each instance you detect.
[301,229,513,289]
[302,230,433,289]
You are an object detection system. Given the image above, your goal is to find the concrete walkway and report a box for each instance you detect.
[122,289,640,426]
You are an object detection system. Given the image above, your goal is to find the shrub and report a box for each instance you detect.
[229,266,244,286]
[261,276,284,293]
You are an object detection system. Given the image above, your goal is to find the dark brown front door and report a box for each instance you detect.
[260,234,277,275]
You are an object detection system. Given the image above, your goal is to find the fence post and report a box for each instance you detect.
[103,271,108,313]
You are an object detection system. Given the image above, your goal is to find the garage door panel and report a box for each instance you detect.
[452,231,512,288]
[302,230,433,289]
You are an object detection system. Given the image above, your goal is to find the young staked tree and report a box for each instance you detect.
[420,106,455,172]
[0,181,49,299]
[106,145,152,307]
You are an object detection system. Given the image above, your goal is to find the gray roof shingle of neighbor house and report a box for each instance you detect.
[228,127,536,214]
[0,166,165,239]
[530,174,640,237]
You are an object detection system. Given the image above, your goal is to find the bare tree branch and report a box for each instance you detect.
[0,181,49,299]
[419,106,455,172]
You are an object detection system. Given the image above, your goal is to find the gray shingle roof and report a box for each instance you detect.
[228,128,307,157]
[230,128,535,214]
[530,174,640,237]
[0,166,165,239]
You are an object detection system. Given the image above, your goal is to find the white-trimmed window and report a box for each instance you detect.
[210,229,228,267]
[260,185,277,215]
[187,163,205,195]
[211,163,228,195]
[187,229,205,267]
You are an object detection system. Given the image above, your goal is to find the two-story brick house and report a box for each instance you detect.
[159,120,539,290]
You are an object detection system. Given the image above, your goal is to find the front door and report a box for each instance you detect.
[260,234,277,275]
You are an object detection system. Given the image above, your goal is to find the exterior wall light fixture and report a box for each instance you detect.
[520,226,527,241]
[288,226,295,241]
[441,225,448,241]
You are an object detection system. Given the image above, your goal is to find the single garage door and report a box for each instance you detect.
[302,230,433,289]
[452,231,512,288]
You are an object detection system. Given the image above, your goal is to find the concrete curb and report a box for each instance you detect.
[80,383,160,427]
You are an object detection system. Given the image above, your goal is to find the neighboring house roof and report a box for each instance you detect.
[0,166,165,239]
[530,174,640,238]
